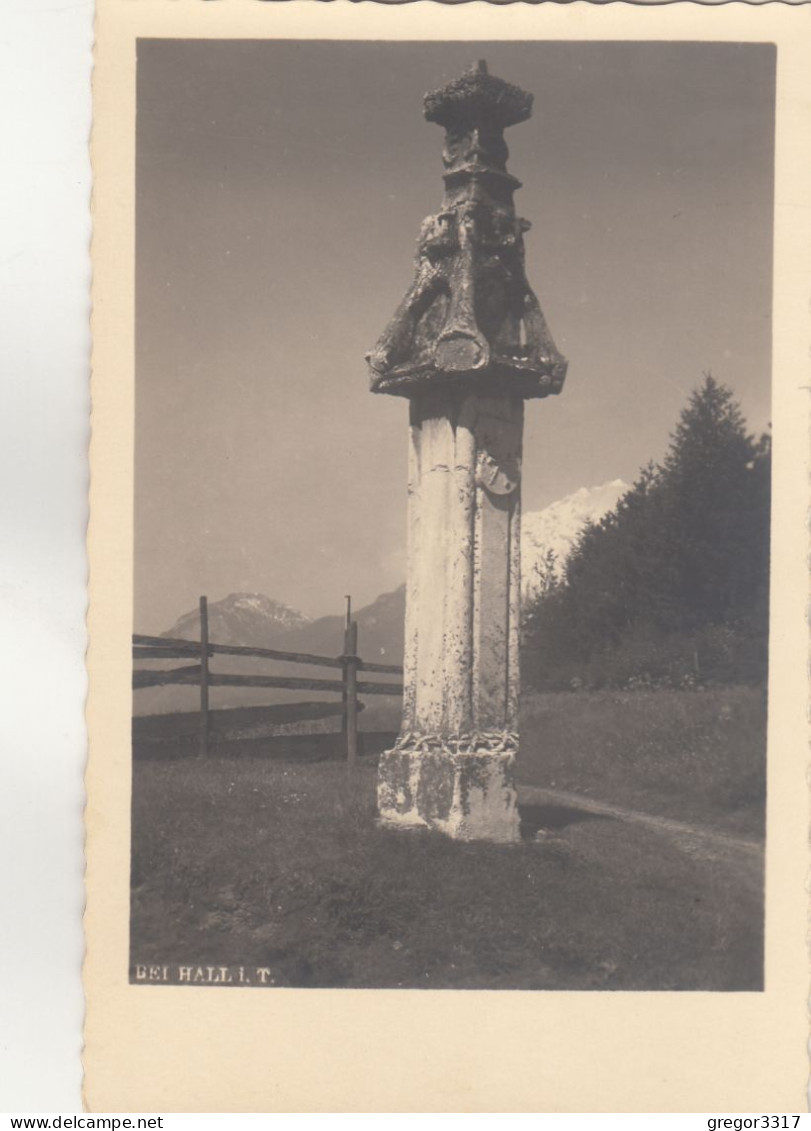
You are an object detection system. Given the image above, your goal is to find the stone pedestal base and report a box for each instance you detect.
[377,744,521,843]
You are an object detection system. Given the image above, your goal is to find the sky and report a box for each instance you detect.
[135,39,775,633]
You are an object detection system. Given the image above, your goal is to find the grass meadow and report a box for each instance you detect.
[130,687,765,991]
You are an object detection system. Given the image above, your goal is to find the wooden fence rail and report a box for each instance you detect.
[132,634,404,675]
[132,595,403,761]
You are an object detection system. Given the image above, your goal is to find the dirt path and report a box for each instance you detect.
[517,783,763,866]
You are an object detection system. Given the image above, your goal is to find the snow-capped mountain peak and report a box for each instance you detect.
[166,591,311,646]
[521,479,629,598]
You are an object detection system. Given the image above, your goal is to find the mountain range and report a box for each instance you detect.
[137,480,627,715]
[170,593,311,647]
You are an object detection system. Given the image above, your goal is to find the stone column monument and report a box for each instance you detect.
[367,61,567,842]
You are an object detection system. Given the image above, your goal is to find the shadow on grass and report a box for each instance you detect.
[518,802,616,840]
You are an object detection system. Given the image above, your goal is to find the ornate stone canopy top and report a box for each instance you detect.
[424,59,533,132]
[367,60,568,401]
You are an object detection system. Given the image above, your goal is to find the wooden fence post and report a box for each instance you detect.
[343,618,359,768]
[132,592,404,760]
[199,595,210,758]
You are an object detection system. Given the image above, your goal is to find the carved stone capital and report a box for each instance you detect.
[367,61,567,402]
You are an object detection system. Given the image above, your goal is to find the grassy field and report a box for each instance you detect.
[519,686,766,838]
[131,686,765,991]
[308,685,766,836]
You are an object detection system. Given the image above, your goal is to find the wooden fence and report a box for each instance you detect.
[133,596,404,764]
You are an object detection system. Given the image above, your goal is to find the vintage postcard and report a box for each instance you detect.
[86,0,810,1112]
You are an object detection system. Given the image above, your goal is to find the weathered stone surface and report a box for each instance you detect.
[378,388,522,841]
[367,60,567,401]
[423,60,533,131]
[370,63,567,842]
[399,391,521,739]
[377,743,520,844]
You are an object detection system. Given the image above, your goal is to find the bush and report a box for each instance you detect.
[521,621,767,692]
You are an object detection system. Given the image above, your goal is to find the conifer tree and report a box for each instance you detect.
[522,375,770,689]
[658,374,768,631]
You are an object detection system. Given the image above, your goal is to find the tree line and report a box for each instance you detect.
[522,375,771,691]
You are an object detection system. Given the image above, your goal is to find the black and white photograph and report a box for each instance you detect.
[128,37,773,993]
[81,0,811,1113]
